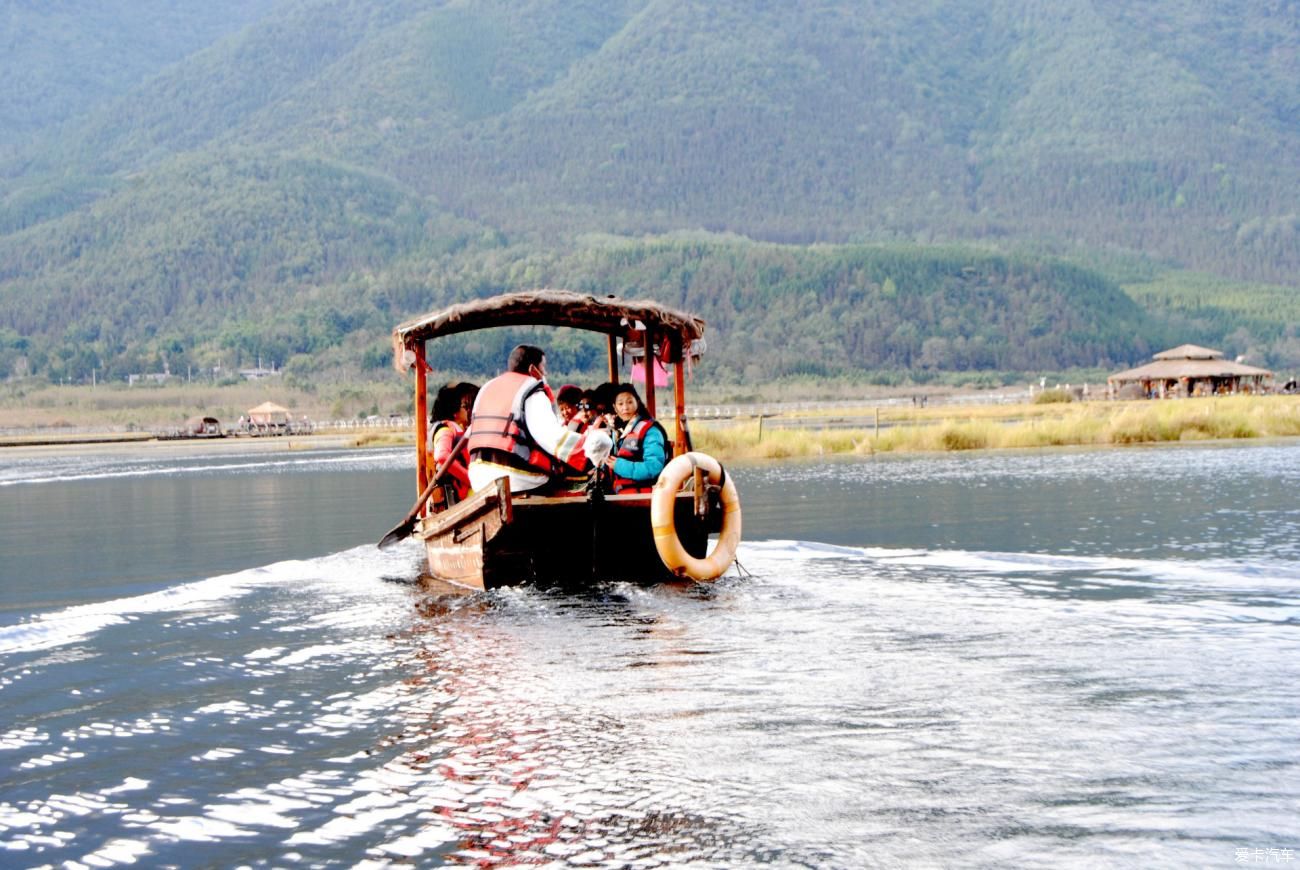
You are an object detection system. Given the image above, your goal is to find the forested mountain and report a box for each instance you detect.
[0,0,279,158]
[1,0,1296,384]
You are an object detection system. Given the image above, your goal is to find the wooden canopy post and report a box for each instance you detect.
[643,324,656,417]
[415,342,428,497]
[674,358,690,454]
[607,334,619,383]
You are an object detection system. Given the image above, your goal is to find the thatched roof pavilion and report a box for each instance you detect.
[1108,345,1272,398]
[247,401,291,424]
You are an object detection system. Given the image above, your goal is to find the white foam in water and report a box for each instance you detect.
[884,547,1300,591]
[0,562,308,656]
[149,815,253,842]
[0,449,409,488]
[274,641,375,667]
[78,837,152,867]
[0,728,48,751]
[740,540,1300,593]
[102,778,150,795]
[741,539,907,561]
[0,543,417,656]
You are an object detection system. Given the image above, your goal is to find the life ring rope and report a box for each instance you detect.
[650,451,742,581]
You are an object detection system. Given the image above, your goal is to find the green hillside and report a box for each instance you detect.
[0,213,1159,385]
[0,0,1296,384]
[0,0,278,158]
[1123,272,1300,368]
[0,151,486,381]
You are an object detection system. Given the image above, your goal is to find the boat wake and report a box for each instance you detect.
[3,537,1300,866]
[0,542,421,656]
[0,449,407,487]
[5,537,1298,658]
[739,539,1300,626]
[743,538,1300,590]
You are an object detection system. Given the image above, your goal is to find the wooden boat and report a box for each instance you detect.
[389,290,741,591]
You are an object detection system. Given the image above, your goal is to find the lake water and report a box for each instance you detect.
[2,441,1298,867]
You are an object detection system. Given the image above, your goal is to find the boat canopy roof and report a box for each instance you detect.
[392,289,706,371]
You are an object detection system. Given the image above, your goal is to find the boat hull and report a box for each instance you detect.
[418,479,716,591]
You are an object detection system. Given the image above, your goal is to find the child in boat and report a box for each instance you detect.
[602,383,668,493]
[556,384,586,431]
[429,381,477,504]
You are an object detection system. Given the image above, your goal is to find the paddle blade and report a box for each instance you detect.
[377,516,417,550]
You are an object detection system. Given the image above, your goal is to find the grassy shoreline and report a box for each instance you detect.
[7,395,1297,460]
[0,379,1014,432]
[0,381,409,431]
[689,395,1300,459]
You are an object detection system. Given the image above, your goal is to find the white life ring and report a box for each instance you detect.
[650,451,742,581]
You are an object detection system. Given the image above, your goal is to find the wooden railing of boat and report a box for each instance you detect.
[418,477,513,589]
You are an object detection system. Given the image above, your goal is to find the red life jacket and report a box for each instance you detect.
[430,420,471,501]
[612,416,668,493]
[466,372,558,476]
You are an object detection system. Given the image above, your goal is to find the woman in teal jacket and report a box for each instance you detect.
[602,383,668,493]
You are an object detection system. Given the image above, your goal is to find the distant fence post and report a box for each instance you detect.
[875,407,879,438]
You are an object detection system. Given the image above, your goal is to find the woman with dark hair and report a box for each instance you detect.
[428,381,477,504]
[601,383,668,493]
[589,382,619,431]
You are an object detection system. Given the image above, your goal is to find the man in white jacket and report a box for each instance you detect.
[466,345,612,495]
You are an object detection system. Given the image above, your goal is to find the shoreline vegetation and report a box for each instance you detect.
[3,386,1297,459]
[689,394,1300,460]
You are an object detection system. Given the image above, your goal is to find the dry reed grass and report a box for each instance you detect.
[350,432,410,448]
[690,395,1300,459]
[0,381,408,430]
[5,380,1297,462]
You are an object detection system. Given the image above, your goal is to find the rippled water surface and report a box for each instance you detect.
[2,442,1298,867]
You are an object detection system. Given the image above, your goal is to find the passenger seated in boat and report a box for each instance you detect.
[575,392,600,431]
[589,382,618,431]
[466,345,612,497]
[556,384,586,431]
[428,381,477,504]
[602,383,669,493]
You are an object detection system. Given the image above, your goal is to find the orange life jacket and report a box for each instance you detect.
[611,416,668,493]
[430,420,471,501]
[466,372,558,476]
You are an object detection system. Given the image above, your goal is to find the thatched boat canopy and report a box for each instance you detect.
[392,290,706,372]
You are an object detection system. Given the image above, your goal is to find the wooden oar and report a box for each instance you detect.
[377,429,470,549]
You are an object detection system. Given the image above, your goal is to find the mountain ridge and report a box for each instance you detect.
[0,0,1296,383]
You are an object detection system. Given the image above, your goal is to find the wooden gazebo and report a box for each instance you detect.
[1108,345,1273,398]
